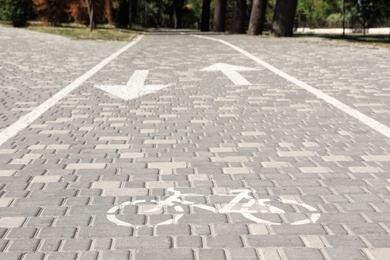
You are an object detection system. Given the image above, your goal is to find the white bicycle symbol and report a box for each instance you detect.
[107,188,320,227]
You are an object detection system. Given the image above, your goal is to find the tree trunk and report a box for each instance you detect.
[105,0,113,24]
[173,0,184,29]
[233,0,246,34]
[200,0,211,31]
[271,0,298,37]
[132,0,138,27]
[128,0,132,28]
[86,0,95,32]
[213,0,227,32]
[248,0,267,35]
[116,0,129,27]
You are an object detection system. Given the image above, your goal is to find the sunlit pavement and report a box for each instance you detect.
[0,26,389,259]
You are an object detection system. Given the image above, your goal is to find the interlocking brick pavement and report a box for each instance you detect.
[0,26,389,259]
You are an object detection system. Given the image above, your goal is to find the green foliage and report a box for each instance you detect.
[297,0,390,28]
[297,0,340,27]
[0,0,33,27]
[355,0,390,27]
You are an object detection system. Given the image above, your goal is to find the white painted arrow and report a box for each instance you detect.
[201,63,256,85]
[95,70,168,101]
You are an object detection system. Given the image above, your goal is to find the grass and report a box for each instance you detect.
[24,21,143,41]
[2,21,389,47]
[295,32,390,48]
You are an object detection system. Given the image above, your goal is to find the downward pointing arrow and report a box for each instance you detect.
[201,63,256,85]
[95,70,168,101]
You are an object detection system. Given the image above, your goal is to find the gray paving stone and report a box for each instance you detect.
[40,206,68,217]
[38,239,62,252]
[0,207,41,218]
[196,249,226,260]
[344,223,388,235]
[62,239,92,251]
[68,205,110,215]
[323,224,349,235]
[1,28,390,259]
[45,252,78,260]
[77,226,133,238]
[212,223,249,235]
[155,224,191,236]
[37,227,76,239]
[134,248,194,260]
[7,239,40,252]
[13,198,63,207]
[364,248,390,260]
[115,236,172,249]
[178,213,228,224]
[282,248,325,260]
[316,213,367,224]
[270,224,327,235]
[90,238,112,251]
[206,235,244,248]
[324,235,367,248]
[0,239,9,251]
[362,234,390,248]
[226,248,258,260]
[99,250,132,259]
[21,252,45,260]
[0,253,23,260]
[337,202,376,212]
[361,212,390,222]
[191,224,211,236]
[243,235,304,247]
[175,236,203,248]
[322,248,369,260]
[77,251,99,260]
[6,227,37,239]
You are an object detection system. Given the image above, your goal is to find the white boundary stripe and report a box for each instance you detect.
[0,35,144,147]
[193,35,390,139]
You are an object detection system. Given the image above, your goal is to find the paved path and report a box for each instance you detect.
[0,26,389,259]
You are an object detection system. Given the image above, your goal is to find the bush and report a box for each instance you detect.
[0,0,33,27]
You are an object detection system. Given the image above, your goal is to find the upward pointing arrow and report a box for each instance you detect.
[201,63,256,85]
[95,70,168,101]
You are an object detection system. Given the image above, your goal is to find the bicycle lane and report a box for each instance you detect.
[216,35,390,132]
[0,27,127,132]
[89,34,390,259]
[0,33,268,259]
[0,33,389,259]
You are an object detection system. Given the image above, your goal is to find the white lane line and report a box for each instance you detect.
[0,35,144,147]
[193,35,390,139]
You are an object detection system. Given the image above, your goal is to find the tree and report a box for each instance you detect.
[213,0,227,32]
[33,0,69,26]
[116,0,129,27]
[271,0,298,37]
[105,0,113,24]
[233,0,246,33]
[0,0,33,27]
[68,1,89,25]
[86,0,106,31]
[247,0,267,35]
[200,0,211,31]
[355,0,389,33]
[86,0,95,31]
[68,0,105,29]
[173,0,184,28]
